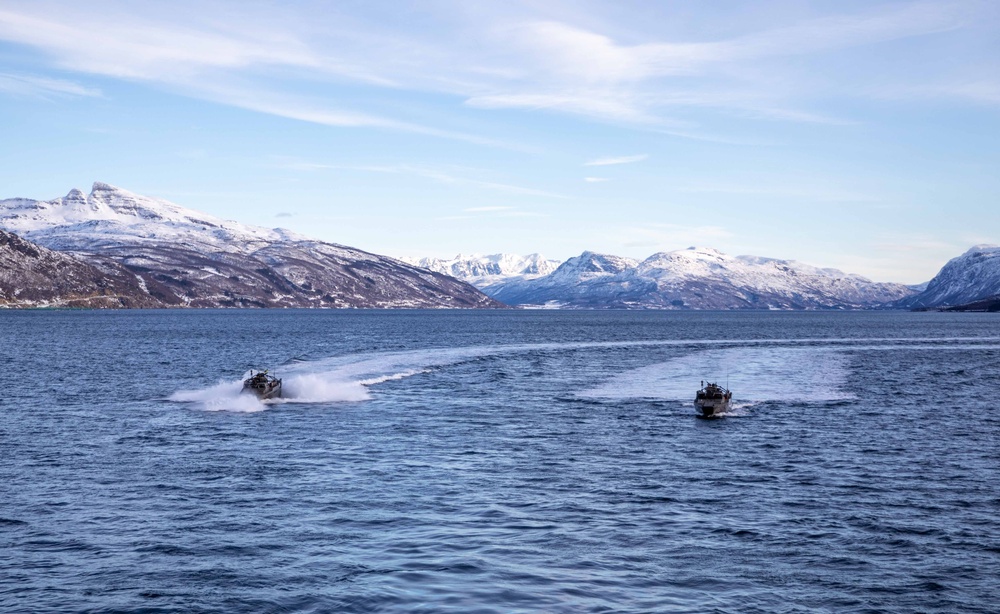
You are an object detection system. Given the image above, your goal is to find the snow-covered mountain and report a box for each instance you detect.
[480,247,916,309]
[0,183,501,309]
[1,182,309,254]
[895,244,1000,308]
[1,229,163,308]
[402,253,561,287]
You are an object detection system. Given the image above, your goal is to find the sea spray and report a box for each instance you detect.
[168,379,267,412]
[578,347,855,404]
[278,373,371,403]
[171,337,1000,412]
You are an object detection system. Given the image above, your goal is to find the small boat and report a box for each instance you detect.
[243,369,282,400]
[695,381,731,418]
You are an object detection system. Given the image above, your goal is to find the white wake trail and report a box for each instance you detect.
[171,336,998,412]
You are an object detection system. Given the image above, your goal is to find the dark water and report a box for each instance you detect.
[2,310,999,613]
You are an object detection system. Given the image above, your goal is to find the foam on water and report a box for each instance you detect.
[170,368,372,411]
[578,347,854,404]
[10,310,1000,613]
[171,336,1000,412]
[277,372,371,404]
[168,379,267,413]
[359,369,431,386]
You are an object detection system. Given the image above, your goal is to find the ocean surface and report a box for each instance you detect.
[2,309,999,613]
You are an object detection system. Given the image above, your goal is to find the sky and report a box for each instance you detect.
[0,0,998,284]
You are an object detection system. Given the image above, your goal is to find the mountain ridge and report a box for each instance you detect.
[402,253,561,286]
[439,247,917,309]
[1,228,167,308]
[894,244,1000,309]
[0,183,502,309]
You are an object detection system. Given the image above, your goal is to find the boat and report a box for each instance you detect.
[695,381,731,418]
[243,369,282,400]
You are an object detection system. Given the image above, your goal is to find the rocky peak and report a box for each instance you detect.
[1,183,502,309]
[898,244,1000,308]
[561,251,636,275]
[64,188,87,204]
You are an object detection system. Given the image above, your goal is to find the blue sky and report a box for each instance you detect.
[1,0,998,283]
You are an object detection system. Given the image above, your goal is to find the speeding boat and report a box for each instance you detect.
[695,381,731,418]
[243,369,282,400]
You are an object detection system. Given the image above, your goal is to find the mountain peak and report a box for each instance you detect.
[64,188,87,203]
[1,183,501,309]
[558,251,637,275]
[405,252,562,285]
[896,244,1000,308]
[962,244,1000,256]
[91,181,120,194]
[488,246,914,309]
[0,181,291,252]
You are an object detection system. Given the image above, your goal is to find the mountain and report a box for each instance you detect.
[942,295,1000,312]
[478,247,915,309]
[0,183,501,308]
[895,245,1000,309]
[482,251,643,307]
[402,253,561,287]
[1,229,165,308]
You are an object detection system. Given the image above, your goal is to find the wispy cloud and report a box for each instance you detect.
[0,72,101,99]
[619,223,734,249]
[461,2,973,127]
[0,6,321,79]
[584,177,610,183]
[200,84,515,148]
[465,206,513,212]
[0,0,981,140]
[677,184,881,203]
[439,208,547,221]
[0,3,509,146]
[466,93,667,125]
[285,161,567,199]
[872,79,1000,106]
[584,154,648,167]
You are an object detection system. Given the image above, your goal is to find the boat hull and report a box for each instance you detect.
[694,383,732,418]
[695,398,730,418]
[242,376,282,400]
[243,382,281,400]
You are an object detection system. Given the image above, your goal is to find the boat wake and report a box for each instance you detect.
[709,401,758,418]
[169,370,378,412]
[577,347,855,405]
[170,336,999,412]
[169,350,446,411]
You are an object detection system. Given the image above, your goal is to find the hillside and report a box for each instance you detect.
[0,183,502,309]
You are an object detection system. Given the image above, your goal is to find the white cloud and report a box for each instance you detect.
[0,0,987,140]
[285,162,567,199]
[874,79,1000,106]
[0,6,321,80]
[0,3,506,146]
[465,93,665,125]
[584,154,648,166]
[676,184,881,203]
[466,2,973,127]
[0,72,101,98]
[619,223,734,249]
[584,177,610,183]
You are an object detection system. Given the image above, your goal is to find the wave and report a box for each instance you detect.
[170,336,997,412]
[577,347,855,404]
